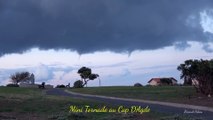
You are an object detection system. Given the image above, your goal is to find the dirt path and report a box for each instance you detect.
[46,88,213,120]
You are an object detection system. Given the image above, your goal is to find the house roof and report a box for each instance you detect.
[148,77,177,83]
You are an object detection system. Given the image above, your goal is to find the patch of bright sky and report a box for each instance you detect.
[200,9,213,33]
[0,41,213,86]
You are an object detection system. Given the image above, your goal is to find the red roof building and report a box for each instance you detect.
[148,77,177,86]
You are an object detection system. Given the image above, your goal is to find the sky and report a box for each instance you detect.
[0,0,213,86]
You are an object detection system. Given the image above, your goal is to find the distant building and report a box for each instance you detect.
[148,77,177,86]
[29,73,35,84]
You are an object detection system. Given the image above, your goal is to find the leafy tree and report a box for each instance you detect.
[177,60,194,85]
[10,72,31,85]
[177,59,213,96]
[56,84,66,88]
[77,67,99,87]
[134,83,143,87]
[73,80,83,88]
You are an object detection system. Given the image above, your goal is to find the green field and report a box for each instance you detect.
[0,87,204,120]
[70,86,213,107]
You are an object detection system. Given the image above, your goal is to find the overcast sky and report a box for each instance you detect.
[0,0,213,86]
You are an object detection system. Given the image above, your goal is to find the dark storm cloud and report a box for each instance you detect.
[0,0,213,54]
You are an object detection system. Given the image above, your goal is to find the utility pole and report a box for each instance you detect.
[99,77,101,87]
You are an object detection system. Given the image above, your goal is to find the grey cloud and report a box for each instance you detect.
[174,41,191,51]
[0,0,213,55]
[203,43,213,52]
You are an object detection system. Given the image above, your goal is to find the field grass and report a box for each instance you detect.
[0,86,205,120]
[69,86,213,107]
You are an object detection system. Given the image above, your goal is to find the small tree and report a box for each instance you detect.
[73,80,83,88]
[77,67,99,87]
[134,83,143,87]
[56,84,66,88]
[10,72,31,85]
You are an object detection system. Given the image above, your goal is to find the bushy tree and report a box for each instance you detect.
[10,72,31,85]
[6,84,19,87]
[77,67,99,87]
[56,84,66,88]
[134,83,143,87]
[73,80,83,88]
[177,59,213,96]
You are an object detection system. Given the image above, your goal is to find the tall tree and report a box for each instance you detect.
[177,59,194,85]
[77,67,99,87]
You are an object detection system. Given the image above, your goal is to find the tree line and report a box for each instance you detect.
[8,66,99,88]
[9,59,213,97]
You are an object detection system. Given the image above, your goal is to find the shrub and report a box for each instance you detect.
[73,80,83,88]
[55,84,66,88]
[145,84,152,87]
[6,84,19,87]
[134,83,143,87]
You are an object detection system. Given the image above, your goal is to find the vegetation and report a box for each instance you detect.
[0,86,194,120]
[55,84,66,88]
[38,82,45,89]
[69,86,213,107]
[10,71,34,85]
[77,67,99,87]
[73,80,84,88]
[0,87,107,119]
[70,86,195,101]
[6,84,19,87]
[134,83,143,87]
[178,59,213,96]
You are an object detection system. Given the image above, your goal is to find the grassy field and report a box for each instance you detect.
[0,86,198,120]
[69,86,213,107]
